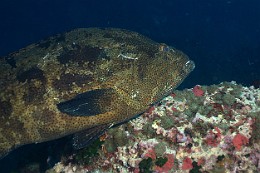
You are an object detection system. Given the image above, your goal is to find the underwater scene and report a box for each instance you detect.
[0,0,259,172]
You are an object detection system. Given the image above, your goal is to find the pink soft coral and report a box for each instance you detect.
[182,157,193,170]
[232,133,249,150]
[143,149,156,160]
[192,85,204,97]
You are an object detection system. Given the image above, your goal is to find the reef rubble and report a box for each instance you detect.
[46,81,260,173]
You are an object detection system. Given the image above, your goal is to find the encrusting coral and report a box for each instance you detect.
[47,81,260,173]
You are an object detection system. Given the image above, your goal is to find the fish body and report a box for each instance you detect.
[0,28,194,157]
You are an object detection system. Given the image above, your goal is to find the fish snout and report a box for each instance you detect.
[184,60,195,73]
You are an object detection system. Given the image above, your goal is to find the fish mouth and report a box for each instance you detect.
[184,60,195,74]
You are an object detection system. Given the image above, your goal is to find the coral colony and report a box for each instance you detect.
[47,82,260,173]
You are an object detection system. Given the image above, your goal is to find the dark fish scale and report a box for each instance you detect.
[0,100,12,118]
[16,67,45,83]
[57,45,102,65]
[53,73,94,91]
[23,83,46,104]
[4,56,17,68]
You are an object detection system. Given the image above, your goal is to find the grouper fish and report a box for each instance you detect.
[0,28,195,158]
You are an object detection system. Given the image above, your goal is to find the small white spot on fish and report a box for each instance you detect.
[118,53,138,60]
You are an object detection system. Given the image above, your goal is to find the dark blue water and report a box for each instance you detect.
[0,0,259,172]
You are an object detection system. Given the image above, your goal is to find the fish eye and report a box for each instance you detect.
[162,46,170,52]
[159,44,170,52]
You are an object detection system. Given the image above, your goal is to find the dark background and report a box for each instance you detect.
[1,0,259,87]
[0,0,259,172]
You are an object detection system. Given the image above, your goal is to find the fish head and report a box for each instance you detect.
[116,43,195,107]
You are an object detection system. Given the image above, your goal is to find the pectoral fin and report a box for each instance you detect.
[57,88,114,116]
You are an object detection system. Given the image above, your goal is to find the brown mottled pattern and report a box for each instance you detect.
[57,45,103,65]
[0,28,194,158]
[0,101,12,118]
[53,73,94,91]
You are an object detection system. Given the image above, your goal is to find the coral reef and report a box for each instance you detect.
[46,81,260,173]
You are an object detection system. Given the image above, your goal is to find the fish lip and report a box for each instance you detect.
[184,60,195,73]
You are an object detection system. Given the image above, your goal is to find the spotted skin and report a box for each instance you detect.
[0,28,195,158]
